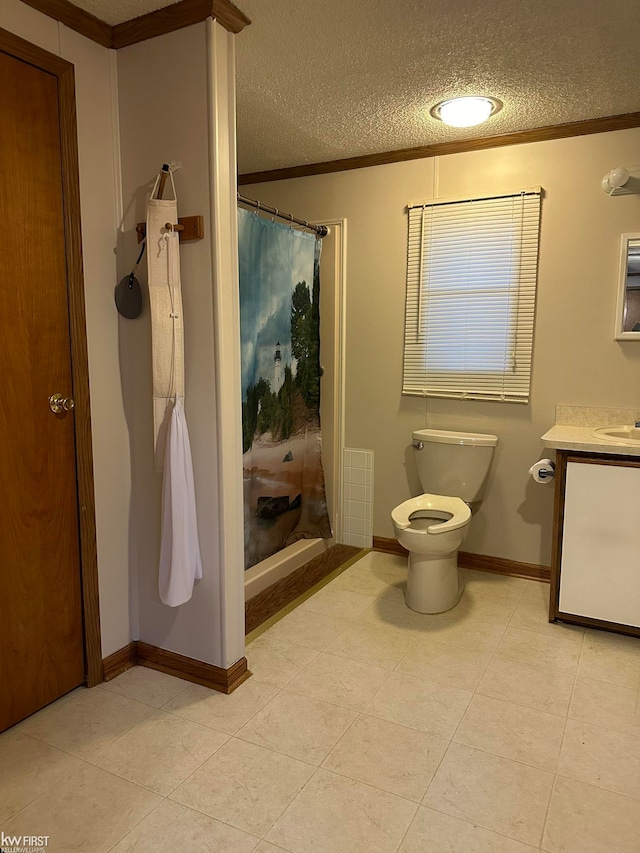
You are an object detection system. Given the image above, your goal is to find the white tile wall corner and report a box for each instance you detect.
[341,448,374,548]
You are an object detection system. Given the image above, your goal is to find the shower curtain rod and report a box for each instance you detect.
[238,194,329,238]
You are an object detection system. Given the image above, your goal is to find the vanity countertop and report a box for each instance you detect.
[542,423,640,457]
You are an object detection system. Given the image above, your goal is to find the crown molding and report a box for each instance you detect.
[112,0,249,49]
[18,0,250,49]
[238,111,640,185]
[19,0,113,46]
[211,0,249,34]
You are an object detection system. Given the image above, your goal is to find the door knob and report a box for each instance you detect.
[49,393,75,414]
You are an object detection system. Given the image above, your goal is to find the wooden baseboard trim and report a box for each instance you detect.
[372,536,550,582]
[102,642,137,681]
[372,536,407,557]
[102,641,250,694]
[136,642,250,694]
[245,543,363,635]
[458,551,550,582]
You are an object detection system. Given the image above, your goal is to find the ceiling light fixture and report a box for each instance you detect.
[430,96,503,128]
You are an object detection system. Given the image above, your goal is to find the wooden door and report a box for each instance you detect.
[0,46,86,731]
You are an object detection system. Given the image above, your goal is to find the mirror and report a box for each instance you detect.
[615,233,640,340]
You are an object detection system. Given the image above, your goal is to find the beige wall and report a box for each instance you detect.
[117,24,229,665]
[243,128,640,566]
[2,0,131,656]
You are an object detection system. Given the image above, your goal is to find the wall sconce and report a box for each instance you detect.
[602,166,640,195]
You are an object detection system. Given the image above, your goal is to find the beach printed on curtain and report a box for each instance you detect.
[238,209,332,570]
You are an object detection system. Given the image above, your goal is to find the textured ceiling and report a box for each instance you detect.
[69,0,640,175]
[234,0,640,174]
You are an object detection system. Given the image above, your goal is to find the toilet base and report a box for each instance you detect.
[405,551,464,614]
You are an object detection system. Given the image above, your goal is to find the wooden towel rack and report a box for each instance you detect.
[136,164,204,243]
[136,216,204,243]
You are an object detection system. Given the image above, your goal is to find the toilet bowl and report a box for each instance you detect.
[392,494,471,613]
[391,429,497,614]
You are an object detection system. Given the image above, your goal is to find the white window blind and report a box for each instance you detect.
[402,189,542,403]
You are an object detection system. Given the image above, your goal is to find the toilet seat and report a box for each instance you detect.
[391,493,470,535]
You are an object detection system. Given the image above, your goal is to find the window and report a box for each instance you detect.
[402,189,542,402]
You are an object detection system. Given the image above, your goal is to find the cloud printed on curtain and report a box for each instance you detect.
[238,209,332,570]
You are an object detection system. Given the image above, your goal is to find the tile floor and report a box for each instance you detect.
[2,551,640,852]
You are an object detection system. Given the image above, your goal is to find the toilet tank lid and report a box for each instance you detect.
[412,428,498,447]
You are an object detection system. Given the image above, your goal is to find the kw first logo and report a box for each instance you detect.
[1,834,50,852]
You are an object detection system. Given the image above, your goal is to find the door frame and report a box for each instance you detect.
[318,218,347,542]
[1,27,103,687]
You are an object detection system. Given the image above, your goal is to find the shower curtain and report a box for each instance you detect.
[238,208,332,570]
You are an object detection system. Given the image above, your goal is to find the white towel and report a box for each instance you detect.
[159,396,203,606]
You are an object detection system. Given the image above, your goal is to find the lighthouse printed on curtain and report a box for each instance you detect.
[273,341,283,393]
[238,209,332,570]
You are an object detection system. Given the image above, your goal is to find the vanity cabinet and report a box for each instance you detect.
[550,451,640,636]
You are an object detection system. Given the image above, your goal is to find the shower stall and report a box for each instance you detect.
[238,207,345,601]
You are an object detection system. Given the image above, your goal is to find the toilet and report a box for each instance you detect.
[391,429,497,614]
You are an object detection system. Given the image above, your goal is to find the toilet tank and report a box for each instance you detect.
[412,429,498,503]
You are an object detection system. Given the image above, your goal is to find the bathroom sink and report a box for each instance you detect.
[593,425,640,444]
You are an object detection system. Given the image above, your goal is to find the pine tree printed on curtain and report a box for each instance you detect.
[238,209,332,570]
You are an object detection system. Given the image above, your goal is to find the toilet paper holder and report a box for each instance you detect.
[529,458,556,482]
